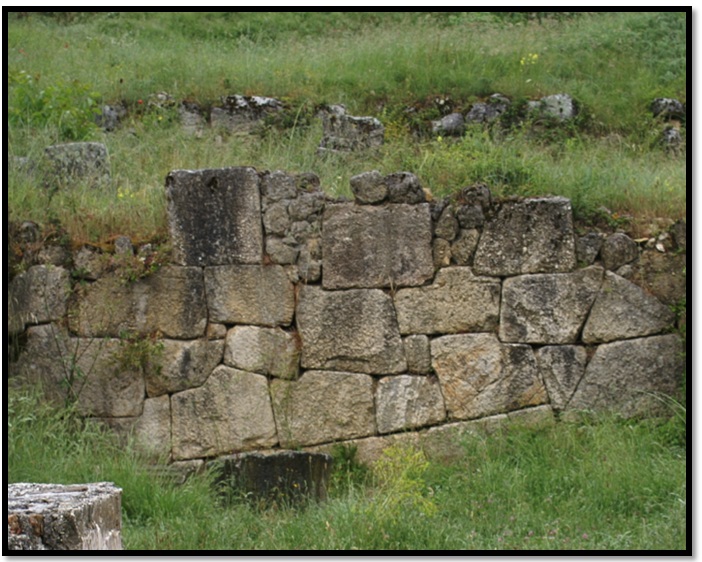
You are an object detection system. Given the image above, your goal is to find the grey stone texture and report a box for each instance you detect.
[385,172,427,204]
[296,286,406,374]
[576,232,605,265]
[403,335,432,374]
[8,265,70,334]
[7,482,123,550]
[465,94,510,124]
[12,324,145,418]
[375,375,446,434]
[318,110,384,152]
[205,265,295,327]
[431,112,465,136]
[224,325,300,379]
[473,197,577,276]
[582,271,675,343]
[70,266,207,339]
[451,229,480,265]
[600,232,639,270]
[166,167,263,266]
[527,93,576,121]
[171,365,277,460]
[43,142,111,188]
[322,202,434,289]
[535,345,587,411]
[499,266,604,344]
[569,335,683,417]
[271,370,375,447]
[350,170,388,204]
[395,267,501,335]
[145,339,224,397]
[431,333,547,420]
[210,94,283,133]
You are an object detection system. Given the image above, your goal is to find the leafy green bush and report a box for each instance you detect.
[8,69,101,140]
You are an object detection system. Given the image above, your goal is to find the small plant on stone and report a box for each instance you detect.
[112,330,164,374]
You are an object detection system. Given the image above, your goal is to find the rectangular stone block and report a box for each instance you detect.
[395,268,501,335]
[69,266,207,339]
[7,482,122,550]
[431,334,547,420]
[322,203,434,289]
[296,286,407,374]
[376,375,446,434]
[223,326,300,379]
[171,366,278,460]
[8,265,70,334]
[474,197,576,276]
[205,265,295,327]
[271,370,375,447]
[166,167,263,266]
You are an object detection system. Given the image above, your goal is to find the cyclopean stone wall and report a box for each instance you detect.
[8,167,685,466]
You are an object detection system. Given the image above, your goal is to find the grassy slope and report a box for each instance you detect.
[7,12,687,247]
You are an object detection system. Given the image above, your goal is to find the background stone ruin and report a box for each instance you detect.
[8,166,685,470]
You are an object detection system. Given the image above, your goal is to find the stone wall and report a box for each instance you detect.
[8,167,685,465]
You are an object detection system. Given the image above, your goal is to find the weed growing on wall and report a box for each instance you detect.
[112,330,164,374]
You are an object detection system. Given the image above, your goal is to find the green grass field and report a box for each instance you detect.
[8,386,687,551]
[7,11,686,248]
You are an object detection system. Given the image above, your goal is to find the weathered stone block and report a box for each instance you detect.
[297,286,406,374]
[395,268,501,335]
[210,94,283,133]
[601,232,639,270]
[205,265,295,327]
[535,346,587,411]
[375,375,446,434]
[133,395,171,456]
[385,172,426,204]
[569,335,683,417]
[171,366,277,460]
[43,142,111,189]
[350,170,387,204]
[319,112,384,152]
[403,335,431,374]
[70,266,207,339]
[12,325,145,418]
[7,482,122,550]
[576,232,605,266]
[473,197,576,276]
[435,206,459,241]
[628,250,686,306]
[451,229,480,265]
[212,451,333,505]
[8,265,70,334]
[166,167,263,266]
[145,339,224,397]
[582,271,675,343]
[322,203,434,289]
[271,370,375,447]
[224,325,300,379]
[499,266,603,344]
[431,334,547,420]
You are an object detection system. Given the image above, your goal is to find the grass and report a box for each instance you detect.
[7,11,686,248]
[7,386,687,551]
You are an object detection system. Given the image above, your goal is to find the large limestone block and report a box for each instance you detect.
[296,286,407,374]
[375,375,446,434]
[568,335,683,416]
[166,167,263,266]
[271,370,375,447]
[7,482,122,550]
[394,267,501,335]
[133,395,171,457]
[535,346,587,410]
[12,325,145,418]
[70,266,207,339]
[582,271,675,343]
[205,265,295,327]
[145,339,224,397]
[171,366,277,460]
[224,325,300,379]
[473,197,577,276]
[499,266,603,344]
[322,203,434,289]
[431,334,547,420]
[8,265,70,334]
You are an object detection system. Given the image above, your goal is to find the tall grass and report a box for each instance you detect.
[7,386,687,550]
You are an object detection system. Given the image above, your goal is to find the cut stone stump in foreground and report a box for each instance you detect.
[7,482,123,550]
